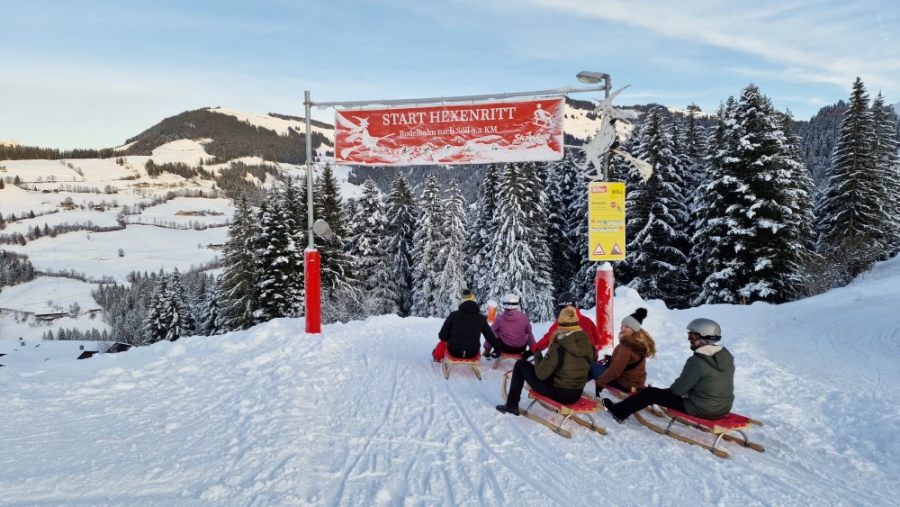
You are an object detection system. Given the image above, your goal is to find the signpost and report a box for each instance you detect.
[588,182,626,262]
[303,82,610,334]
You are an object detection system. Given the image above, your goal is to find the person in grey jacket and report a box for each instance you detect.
[602,318,735,423]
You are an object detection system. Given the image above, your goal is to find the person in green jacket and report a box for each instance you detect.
[602,318,735,422]
[496,307,597,415]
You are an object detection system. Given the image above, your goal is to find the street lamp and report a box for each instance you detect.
[576,71,611,94]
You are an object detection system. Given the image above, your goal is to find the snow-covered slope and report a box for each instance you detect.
[2,257,898,506]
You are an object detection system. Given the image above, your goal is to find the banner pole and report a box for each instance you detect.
[304,90,322,334]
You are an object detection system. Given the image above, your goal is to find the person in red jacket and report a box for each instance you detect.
[533,292,601,352]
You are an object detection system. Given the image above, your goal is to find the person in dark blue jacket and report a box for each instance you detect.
[432,288,501,361]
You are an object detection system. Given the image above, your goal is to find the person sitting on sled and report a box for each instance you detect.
[433,288,502,361]
[496,307,597,415]
[483,293,536,357]
[602,318,734,423]
[533,291,601,352]
[591,308,656,396]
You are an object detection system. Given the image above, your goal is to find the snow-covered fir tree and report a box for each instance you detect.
[777,110,818,299]
[675,106,709,303]
[466,163,501,301]
[545,152,583,295]
[254,186,305,321]
[434,179,470,315]
[487,162,555,321]
[870,92,900,256]
[382,173,418,316]
[218,195,259,331]
[618,109,692,308]
[143,269,194,344]
[691,99,738,305]
[815,78,887,282]
[694,84,815,304]
[315,164,361,323]
[347,179,394,316]
[410,173,445,317]
[197,276,223,336]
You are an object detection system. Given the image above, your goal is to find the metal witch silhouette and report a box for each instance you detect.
[568,85,653,182]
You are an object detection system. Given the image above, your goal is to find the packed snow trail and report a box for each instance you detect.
[2,258,900,506]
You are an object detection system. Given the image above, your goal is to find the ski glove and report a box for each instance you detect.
[521,350,533,361]
[490,349,501,359]
[595,383,603,398]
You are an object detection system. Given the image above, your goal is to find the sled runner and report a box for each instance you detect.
[634,406,764,459]
[490,352,522,370]
[502,370,607,438]
[442,353,482,380]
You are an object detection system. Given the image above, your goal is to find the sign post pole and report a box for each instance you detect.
[304,90,322,334]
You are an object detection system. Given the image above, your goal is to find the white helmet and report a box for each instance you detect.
[501,293,520,309]
[686,318,722,340]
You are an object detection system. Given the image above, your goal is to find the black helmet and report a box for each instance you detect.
[557,291,577,307]
[686,318,722,340]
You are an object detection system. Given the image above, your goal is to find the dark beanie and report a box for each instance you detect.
[622,308,648,332]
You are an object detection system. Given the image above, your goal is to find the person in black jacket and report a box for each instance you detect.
[432,288,501,361]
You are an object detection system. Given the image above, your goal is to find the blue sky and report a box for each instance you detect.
[2,0,898,150]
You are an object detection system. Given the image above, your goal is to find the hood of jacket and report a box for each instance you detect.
[693,345,732,372]
[458,300,480,314]
[620,331,651,357]
[555,329,594,360]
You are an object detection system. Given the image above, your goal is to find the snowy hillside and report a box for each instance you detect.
[2,256,899,506]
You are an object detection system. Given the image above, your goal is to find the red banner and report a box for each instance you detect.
[334,98,564,166]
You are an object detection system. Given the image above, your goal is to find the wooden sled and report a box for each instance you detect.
[490,352,522,370]
[635,406,765,459]
[502,370,606,438]
[441,353,482,380]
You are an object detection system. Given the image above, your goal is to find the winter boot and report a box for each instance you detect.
[602,399,624,424]
[495,404,520,416]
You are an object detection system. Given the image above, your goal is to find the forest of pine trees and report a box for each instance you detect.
[12,79,898,346]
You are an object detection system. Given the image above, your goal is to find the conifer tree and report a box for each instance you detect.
[778,110,819,299]
[254,186,304,321]
[545,152,583,295]
[694,85,814,304]
[487,162,555,321]
[434,179,470,315]
[410,173,445,317]
[693,98,741,304]
[219,195,259,331]
[619,110,691,308]
[816,78,884,281]
[198,277,223,336]
[676,106,709,303]
[467,163,501,301]
[382,173,418,316]
[315,164,360,322]
[870,93,900,255]
[348,179,394,316]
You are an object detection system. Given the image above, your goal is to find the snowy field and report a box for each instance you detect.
[1,257,899,506]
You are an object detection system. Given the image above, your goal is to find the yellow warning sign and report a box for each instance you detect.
[588,182,626,261]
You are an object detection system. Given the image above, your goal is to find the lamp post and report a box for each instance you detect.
[303,91,321,334]
[577,70,616,352]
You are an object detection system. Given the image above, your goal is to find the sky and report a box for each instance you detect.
[2,255,899,505]
[2,0,899,150]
